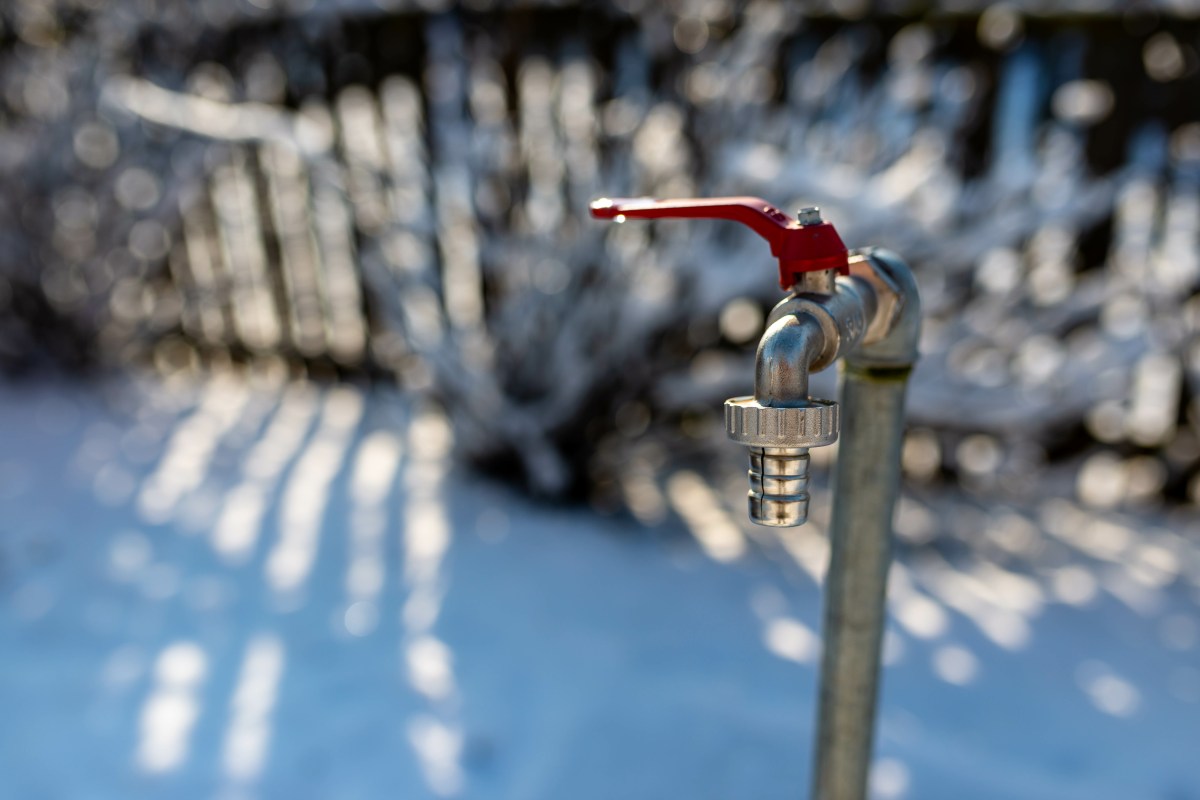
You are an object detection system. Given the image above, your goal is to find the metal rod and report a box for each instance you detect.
[812,364,912,800]
[811,248,920,800]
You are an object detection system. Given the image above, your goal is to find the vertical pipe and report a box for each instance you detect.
[811,363,911,800]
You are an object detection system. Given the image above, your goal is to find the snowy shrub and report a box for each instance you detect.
[1,1,1198,508]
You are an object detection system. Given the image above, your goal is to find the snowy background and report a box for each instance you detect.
[2,1,1200,798]
[4,376,1199,799]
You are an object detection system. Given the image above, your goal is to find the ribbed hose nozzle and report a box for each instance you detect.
[725,395,838,528]
[748,446,811,527]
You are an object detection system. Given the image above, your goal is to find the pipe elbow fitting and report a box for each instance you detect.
[848,248,921,369]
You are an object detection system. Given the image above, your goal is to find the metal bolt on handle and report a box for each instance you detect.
[797,205,823,225]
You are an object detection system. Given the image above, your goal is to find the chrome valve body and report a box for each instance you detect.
[723,247,901,528]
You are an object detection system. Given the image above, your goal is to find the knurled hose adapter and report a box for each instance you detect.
[725,397,839,527]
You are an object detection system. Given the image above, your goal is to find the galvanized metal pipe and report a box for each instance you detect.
[811,249,920,800]
[812,364,911,800]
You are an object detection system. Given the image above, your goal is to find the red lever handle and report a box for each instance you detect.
[589,196,849,290]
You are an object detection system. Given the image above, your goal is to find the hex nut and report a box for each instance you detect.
[724,396,839,448]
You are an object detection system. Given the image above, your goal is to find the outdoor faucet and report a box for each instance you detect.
[590,196,921,800]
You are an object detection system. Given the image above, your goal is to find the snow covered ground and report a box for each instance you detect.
[0,375,1197,800]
